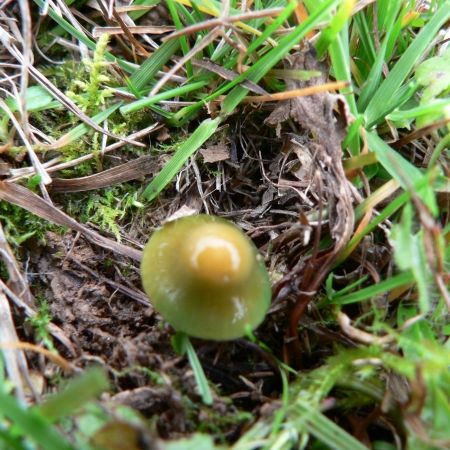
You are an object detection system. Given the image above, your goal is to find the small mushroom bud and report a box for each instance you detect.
[141,214,271,340]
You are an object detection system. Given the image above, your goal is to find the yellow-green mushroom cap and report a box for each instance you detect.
[140,214,271,340]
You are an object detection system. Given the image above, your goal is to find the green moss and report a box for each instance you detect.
[65,34,114,116]
[0,201,60,247]
[26,296,56,352]
[65,184,144,241]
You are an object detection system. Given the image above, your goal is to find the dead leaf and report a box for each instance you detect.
[50,156,156,193]
[156,127,171,142]
[92,25,174,37]
[200,142,230,163]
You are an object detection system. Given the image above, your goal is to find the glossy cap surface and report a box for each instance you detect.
[141,215,271,340]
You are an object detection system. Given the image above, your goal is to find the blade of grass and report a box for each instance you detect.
[244,0,297,56]
[366,131,422,188]
[142,117,220,201]
[337,189,409,265]
[167,0,193,78]
[318,0,359,130]
[295,401,367,450]
[34,0,181,83]
[315,0,356,58]
[174,1,198,26]
[326,273,369,300]
[37,368,109,422]
[0,427,27,450]
[52,102,123,148]
[120,80,208,115]
[385,7,409,62]
[390,203,431,313]
[174,0,273,37]
[356,0,402,111]
[129,39,180,91]
[428,132,450,169]
[387,98,450,121]
[339,170,436,266]
[5,85,61,113]
[329,271,414,305]
[352,11,376,68]
[128,0,160,21]
[0,390,74,450]
[328,25,359,154]
[184,335,213,405]
[373,129,438,216]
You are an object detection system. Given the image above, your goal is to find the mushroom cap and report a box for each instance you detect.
[141,214,271,340]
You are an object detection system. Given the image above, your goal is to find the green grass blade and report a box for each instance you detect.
[120,80,208,115]
[338,190,409,265]
[128,0,160,21]
[328,25,359,154]
[142,117,221,201]
[316,0,356,58]
[357,0,402,111]
[0,426,27,450]
[38,368,109,422]
[171,0,339,126]
[366,131,422,188]
[166,0,193,78]
[0,391,74,450]
[329,271,414,305]
[58,102,123,146]
[365,2,450,125]
[384,12,406,63]
[428,132,450,169]
[353,11,376,68]
[185,336,213,405]
[129,39,180,91]
[391,204,431,313]
[295,401,367,450]
[387,98,450,121]
[245,0,297,56]
[34,0,181,82]
[329,26,356,114]
[5,85,61,113]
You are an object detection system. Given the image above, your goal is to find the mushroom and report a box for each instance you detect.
[140,214,271,340]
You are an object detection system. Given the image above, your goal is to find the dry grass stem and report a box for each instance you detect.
[0,99,52,186]
[150,29,221,96]
[0,341,74,373]
[162,7,284,42]
[0,292,30,403]
[93,25,175,37]
[239,81,349,103]
[9,123,162,182]
[0,223,34,306]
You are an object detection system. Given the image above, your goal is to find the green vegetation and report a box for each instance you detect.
[26,297,56,352]
[0,0,448,449]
